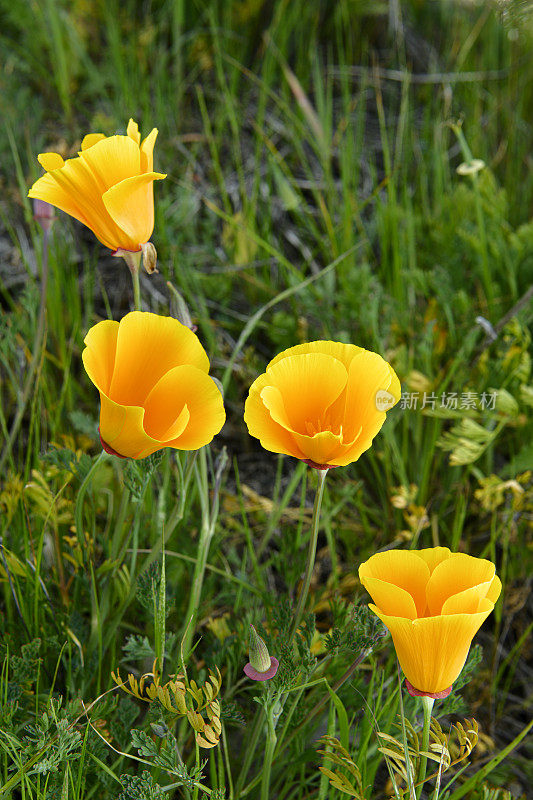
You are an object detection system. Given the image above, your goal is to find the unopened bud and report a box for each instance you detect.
[167,281,197,331]
[244,625,279,681]
[141,241,158,274]
[33,199,55,234]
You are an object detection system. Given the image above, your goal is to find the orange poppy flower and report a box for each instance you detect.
[244,341,400,468]
[82,312,225,459]
[28,119,166,253]
[359,547,501,695]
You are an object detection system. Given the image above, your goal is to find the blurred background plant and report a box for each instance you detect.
[0,0,531,797]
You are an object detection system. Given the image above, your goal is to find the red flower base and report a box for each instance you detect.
[302,459,338,471]
[244,657,279,681]
[405,678,452,699]
[99,429,127,459]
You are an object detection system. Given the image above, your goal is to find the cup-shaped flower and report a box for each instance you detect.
[28,119,166,253]
[359,547,501,695]
[82,312,225,459]
[244,341,400,468]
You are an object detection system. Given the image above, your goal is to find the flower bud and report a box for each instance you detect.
[167,281,197,332]
[243,625,279,681]
[33,198,55,234]
[141,241,158,274]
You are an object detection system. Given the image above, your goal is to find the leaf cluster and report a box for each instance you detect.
[112,664,222,748]
[317,735,366,798]
[22,697,82,776]
[325,603,388,658]
[123,451,165,501]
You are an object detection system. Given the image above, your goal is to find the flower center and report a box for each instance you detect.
[304,414,342,438]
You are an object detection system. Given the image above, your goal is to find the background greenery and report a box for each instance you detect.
[0,0,531,798]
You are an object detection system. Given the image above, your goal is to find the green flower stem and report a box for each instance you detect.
[154,526,166,674]
[120,250,142,311]
[450,124,492,307]
[181,447,217,660]
[131,266,142,312]
[260,700,279,800]
[233,709,263,798]
[416,695,435,799]
[290,468,328,638]
[274,649,368,760]
[192,741,201,800]
[74,451,108,549]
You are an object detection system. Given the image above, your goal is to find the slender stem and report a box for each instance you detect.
[0,226,49,473]
[260,703,278,800]
[74,451,108,549]
[450,124,492,306]
[154,525,166,674]
[88,560,102,694]
[290,468,328,638]
[274,649,367,759]
[131,267,142,312]
[397,666,416,800]
[234,709,262,798]
[192,741,200,800]
[416,695,435,799]
[119,250,142,311]
[181,448,213,659]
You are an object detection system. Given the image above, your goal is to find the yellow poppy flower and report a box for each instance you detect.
[244,341,400,468]
[359,547,501,695]
[82,312,225,459]
[28,119,166,253]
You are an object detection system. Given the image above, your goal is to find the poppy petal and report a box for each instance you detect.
[38,152,65,171]
[81,133,106,151]
[486,574,502,604]
[97,393,151,459]
[416,547,451,574]
[359,550,430,618]
[289,429,343,466]
[144,365,225,449]
[360,577,418,619]
[102,172,166,246]
[342,350,399,443]
[372,606,494,693]
[267,341,364,372]
[29,172,93,233]
[108,312,210,407]
[441,582,494,615]
[140,128,158,172]
[244,376,304,460]
[82,320,119,394]
[263,353,347,434]
[127,119,141,145]
[79,135,140,193]
[426,553,495,616]
[31,156,131,250]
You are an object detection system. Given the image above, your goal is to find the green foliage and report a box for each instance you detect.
[43,444,92,481]
[9,638,43,685]
[129,727,207,786]
[325,603,387,657]
[117,771,166,800]
[22,698,82,776]
[123,451,165,502]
